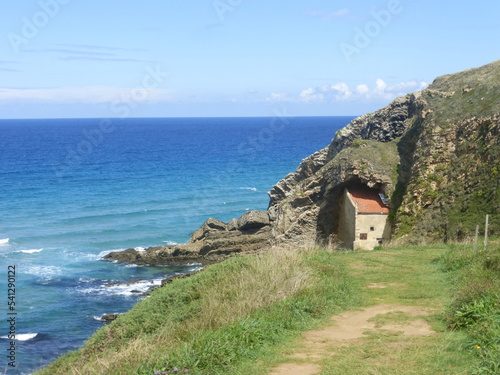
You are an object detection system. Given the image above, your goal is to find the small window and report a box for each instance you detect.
[370,226,375,232]
[360,233,368,240]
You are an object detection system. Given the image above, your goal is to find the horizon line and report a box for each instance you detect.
[0,114,360,121]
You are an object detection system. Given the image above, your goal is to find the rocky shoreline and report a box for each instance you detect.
[96,271,203,323]
[102,210,272,266]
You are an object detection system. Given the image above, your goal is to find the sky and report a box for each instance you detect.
[0,0,498,119]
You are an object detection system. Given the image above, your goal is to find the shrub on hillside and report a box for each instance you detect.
[442,244,500,375]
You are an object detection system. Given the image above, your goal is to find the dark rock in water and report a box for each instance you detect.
[103,279,146,287]
[102,248,146,265]
[103,210,272,266]
[101,313,120,323]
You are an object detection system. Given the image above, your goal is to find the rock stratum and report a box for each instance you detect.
[103,210,272,265]
[104,61,500,265]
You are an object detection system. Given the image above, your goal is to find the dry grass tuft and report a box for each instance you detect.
[196,246,316,329]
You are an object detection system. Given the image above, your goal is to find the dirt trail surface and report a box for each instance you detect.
[269,304,435,375]
[267,248,458,375]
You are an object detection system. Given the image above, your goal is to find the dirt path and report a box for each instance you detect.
[267,249,455,375]
[269,303,436,375]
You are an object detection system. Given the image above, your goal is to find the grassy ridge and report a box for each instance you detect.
[37,247,359,375]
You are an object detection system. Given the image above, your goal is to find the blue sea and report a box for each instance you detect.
[0,116,354,374]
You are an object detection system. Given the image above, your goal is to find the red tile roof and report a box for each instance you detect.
[347,186,389,214]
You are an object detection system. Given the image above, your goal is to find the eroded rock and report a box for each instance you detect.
[103,210,272,266]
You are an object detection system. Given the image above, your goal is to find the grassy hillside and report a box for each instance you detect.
[393,61,500,241]
[427,60,500,122]
[36,246,359,375]
[36,241,500,375]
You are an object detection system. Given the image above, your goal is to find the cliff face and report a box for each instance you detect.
[105,61,500,265]
[269,60,500,244]
[268,93,422,243]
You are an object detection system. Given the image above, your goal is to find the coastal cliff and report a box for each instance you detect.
[104,60,500,265]
[269,60,499,244]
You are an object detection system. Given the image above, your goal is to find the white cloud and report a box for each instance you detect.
[375,78,387,92]
[266,92,293,103]
[0,87,172,104]
[356,84,369,95]
[299,88,324,102]
[331,82,352,100]
[330,79,428,102]
[371,79,429,100]
[268,79,429,105]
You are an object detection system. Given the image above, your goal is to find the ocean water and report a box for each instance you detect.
[0,116,354,374]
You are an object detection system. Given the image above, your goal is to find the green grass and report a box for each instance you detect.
[253,245,479,375]
[440,242,500,375]
[317,331,474,375]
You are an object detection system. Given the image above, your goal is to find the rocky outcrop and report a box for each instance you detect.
[268,93,422,207]
[100,313,121,323]
[268,148,330,206]
[267,94,418,244]
[103,210,272,265]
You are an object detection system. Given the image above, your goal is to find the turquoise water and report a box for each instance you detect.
[0,116,354,374]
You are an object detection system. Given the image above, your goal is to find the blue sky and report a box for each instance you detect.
[0,0,498,119]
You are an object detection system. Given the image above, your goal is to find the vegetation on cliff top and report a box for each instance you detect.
[337,138,400,188]
[427,60,500,122]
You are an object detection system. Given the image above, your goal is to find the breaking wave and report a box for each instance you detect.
[19,249,43,254]
[1,333,38,341]
[239,187,258,192]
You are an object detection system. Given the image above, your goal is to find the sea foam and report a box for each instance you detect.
[0,238,10,245]
[1,333,38,341]
[239,187,258,191]
[163,240,179,246]
[19,249,43,254]
[93,313,122,322]
[25,265,62,277]
[79,278,164,297]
